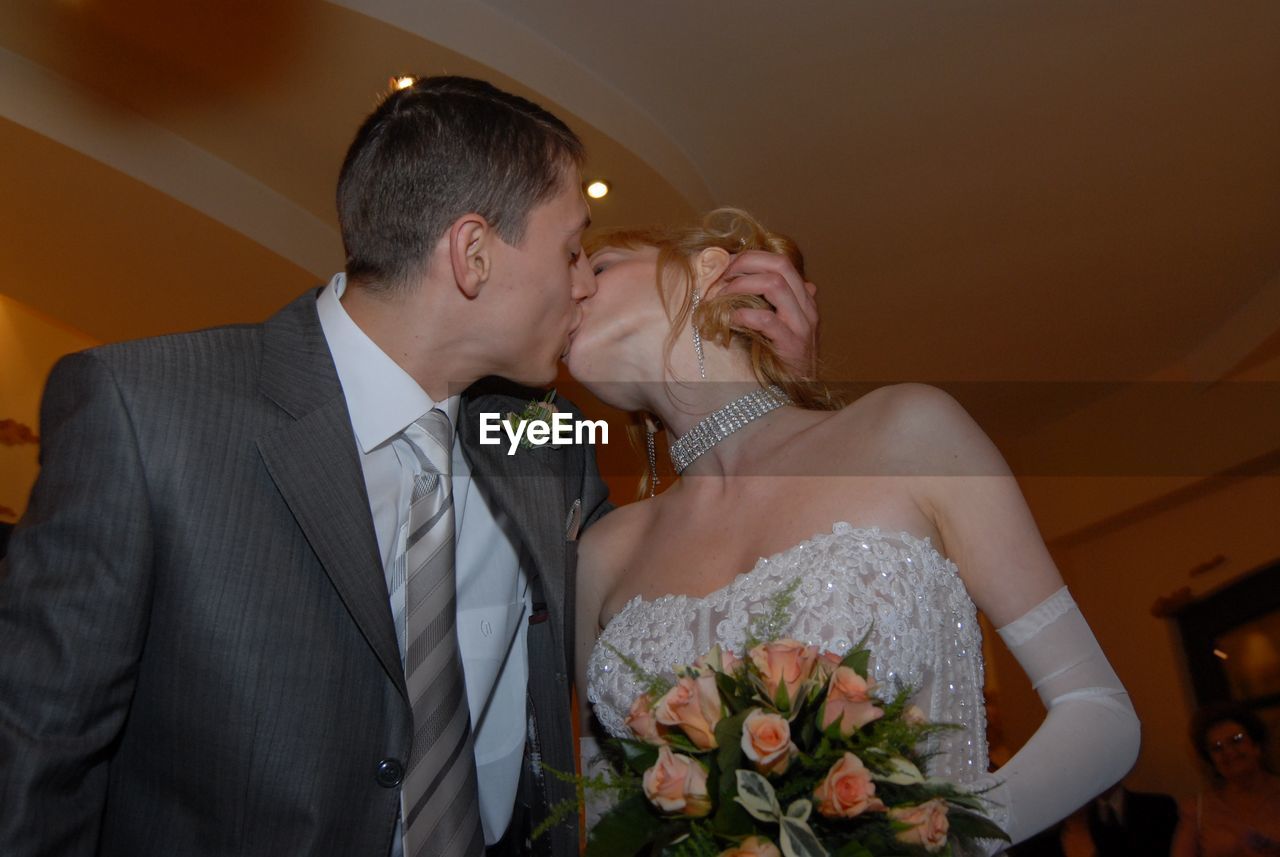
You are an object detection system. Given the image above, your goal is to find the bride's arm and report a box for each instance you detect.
[984,587,1139,844]
[895,385,1140,846]
[574,499,656,726]
[574,530,622,830]
[575,528,609,729]
[574,508,641,729]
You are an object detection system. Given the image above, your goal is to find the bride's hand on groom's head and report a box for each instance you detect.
[716,250,820,379]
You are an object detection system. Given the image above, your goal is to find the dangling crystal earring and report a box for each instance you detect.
[644,417,660,497]
[690,290,707,380]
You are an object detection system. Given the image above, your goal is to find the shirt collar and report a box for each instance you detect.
[316,272,460,452]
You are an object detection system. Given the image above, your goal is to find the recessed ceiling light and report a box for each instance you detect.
[392,76,416,91]
[586,180,610,199]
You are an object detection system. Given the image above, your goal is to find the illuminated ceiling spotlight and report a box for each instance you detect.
[585,180,611,199]
[392,76,416,91]
[1213,648,1229,660]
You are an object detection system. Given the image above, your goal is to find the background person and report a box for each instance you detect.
[1172,703,1280,857]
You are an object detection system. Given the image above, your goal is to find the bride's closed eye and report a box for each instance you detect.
[589,249,621,276]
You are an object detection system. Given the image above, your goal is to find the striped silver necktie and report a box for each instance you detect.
[395,410,484,857]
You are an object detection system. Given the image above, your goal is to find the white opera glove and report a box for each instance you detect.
[976,586,1140,853]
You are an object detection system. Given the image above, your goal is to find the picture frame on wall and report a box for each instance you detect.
[1175,558,1280,771]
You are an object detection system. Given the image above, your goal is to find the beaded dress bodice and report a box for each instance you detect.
[586,522,991,786]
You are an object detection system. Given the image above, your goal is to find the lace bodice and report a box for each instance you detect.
[586,522,991,786]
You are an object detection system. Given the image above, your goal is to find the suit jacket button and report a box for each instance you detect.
[375,758,404,788]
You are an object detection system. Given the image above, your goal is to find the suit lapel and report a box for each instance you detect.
[457,393,569,660]
[255,292,405,697]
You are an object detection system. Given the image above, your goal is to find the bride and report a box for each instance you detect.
[566,208,1140,850]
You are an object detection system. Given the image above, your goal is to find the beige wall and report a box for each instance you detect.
[987,473,1280,800]
[0,293,96,522]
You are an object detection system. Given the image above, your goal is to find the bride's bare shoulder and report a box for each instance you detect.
[821,382,959,433]
[825,383,1000,474]
[843,382,967,423]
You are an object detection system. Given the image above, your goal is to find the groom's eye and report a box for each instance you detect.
[569,249,582,266]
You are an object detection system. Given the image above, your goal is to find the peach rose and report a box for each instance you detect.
[814,752,886,818]
[642,746,711,816]
[717,836,782,857]
[626,693,666,745]
[815,650,844,680]
[889,799,949,852]
[655,674,723,749]
[749,639,819,709]
[820,666,884,736]
[903,705,927,726]
[741,709,797,776]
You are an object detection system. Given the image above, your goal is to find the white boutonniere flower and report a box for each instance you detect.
[503,390,561,450]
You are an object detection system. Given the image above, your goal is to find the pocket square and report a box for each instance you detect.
[564,498,582,541]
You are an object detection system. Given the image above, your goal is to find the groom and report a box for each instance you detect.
[0,76,814,856]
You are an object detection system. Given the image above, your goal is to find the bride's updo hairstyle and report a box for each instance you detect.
[585,207,837,412]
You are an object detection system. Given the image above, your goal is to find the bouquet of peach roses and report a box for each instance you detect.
[571,598,1007,856]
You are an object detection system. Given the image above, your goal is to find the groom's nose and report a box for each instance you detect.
[571,255,597,301]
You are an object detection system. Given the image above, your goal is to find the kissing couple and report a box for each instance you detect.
[0,76,1138,857]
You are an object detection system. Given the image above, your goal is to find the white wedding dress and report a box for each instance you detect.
[585,521,1140,851]
[588,522,990,783]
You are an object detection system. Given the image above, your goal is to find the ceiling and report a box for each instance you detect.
[2,0,1277,539]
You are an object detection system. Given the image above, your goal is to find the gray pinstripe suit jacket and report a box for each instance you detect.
[0,291,611,856]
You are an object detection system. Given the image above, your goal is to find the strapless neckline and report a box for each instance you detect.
[607,521,957,624]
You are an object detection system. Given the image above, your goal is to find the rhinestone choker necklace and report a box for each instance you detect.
[669,385,791,474]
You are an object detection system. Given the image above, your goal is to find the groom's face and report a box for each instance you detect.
[487,172,595,385]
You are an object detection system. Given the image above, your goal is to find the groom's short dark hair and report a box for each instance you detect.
[337,75,584,290]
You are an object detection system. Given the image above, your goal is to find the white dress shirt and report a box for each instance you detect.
[316,274,530,848]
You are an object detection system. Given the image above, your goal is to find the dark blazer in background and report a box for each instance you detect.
[1086,788,1179,857]
[0,291,610,856]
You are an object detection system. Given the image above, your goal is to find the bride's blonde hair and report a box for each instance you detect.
[586,207,839,494]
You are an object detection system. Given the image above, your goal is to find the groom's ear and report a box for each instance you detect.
[695,247,733,299]
[449,214,493,298]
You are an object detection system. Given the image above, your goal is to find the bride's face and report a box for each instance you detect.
[565,244,671,388]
